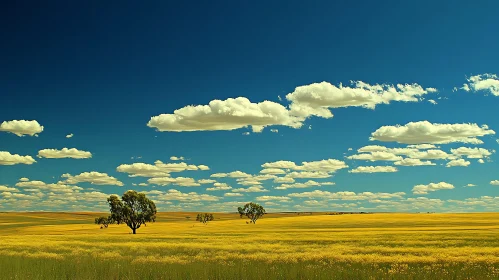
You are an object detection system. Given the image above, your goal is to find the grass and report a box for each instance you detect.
[1,212,499,279]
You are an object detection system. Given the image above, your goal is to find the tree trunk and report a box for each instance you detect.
[132,228,136,234]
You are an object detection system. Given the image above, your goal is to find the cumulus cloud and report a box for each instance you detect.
[348,166,398,173]
[407,144,437,149]
[273,177,295,184]
[170,156,185,161]
[347,151,403,162]
[256,195,291,202]
[464,74,499,96]
[260,168,286,175]
[262,159,348,173]
[206,183,232,191]
[450,147,493,159]
[288,190,405,200]
[232,186,269,193]
[117,161,208,177]
[15,179,83,193]
[412,182,454,195]
[478,159,485,164]
[446,159,471,167]
[286,81,436,119]
[154,189,220,202]
[370,121,495,144]
[61,172,124,186]
[66,134,73,138]
[224,193,243,197]
[147,177,201,187]
[210,171,251,178]
[0,186,19,192]
[284,171,332,179]
[275,180,322,190]
[37,148,92,159]
[394,158,436,166]
[464,184,477,187]
[198,179,217,184]
[0,120,44,136]
[490,180,499,186]
[147,97,302,133]
[270,129,279,133]
[0,151,36,165]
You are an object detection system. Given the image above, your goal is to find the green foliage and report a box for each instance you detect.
[238,202,266,224]
[196,213,214,224]
[94,216,111,229]
[105,190,157,234]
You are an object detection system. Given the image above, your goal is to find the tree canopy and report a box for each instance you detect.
[105,190,157,234]
[196,213,214,224]
[238,202,266,224]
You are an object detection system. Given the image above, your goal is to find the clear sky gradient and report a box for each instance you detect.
[1,1,499,212]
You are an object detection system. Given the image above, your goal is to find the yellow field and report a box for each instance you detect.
[2,212,499,279]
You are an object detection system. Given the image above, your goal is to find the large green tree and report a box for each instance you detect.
[238,202,266,224]
[105,190,157,234]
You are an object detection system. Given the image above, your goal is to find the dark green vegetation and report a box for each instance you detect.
[105,190,157,234]
[238,202,266,224]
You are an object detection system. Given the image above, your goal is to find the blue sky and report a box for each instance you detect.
[1,1,499,212]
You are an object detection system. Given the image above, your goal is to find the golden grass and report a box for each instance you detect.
[2,212,499,279]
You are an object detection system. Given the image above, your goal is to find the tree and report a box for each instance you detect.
[95,216,111,229]
[105,190,157,234]
[238,202,266,224]
[196,213,214,224]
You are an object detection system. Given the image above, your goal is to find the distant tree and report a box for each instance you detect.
[238,202,266,224]
[196,213,214,224]
[95,216,111,229]
[104,190,157,234]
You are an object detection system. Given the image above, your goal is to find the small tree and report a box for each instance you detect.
[105,190,157,234]
[196,213,214,224]
[238,202,266,224]
[95,216,111,229]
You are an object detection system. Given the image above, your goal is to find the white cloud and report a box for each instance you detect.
[428,99,437,105]
[0,151,36,165]
[478,159,485,164]
[273,177,295,184]
[170,156,185,161]
[210,171,251,178]
[147,97,302,133]
[464,184,477,188]
[232,186,269,193]
[446,159,471,167]
[408,149,453,160]
[288,190,405,200]
[490,180,499,186]
[16,179,82,193]
[225,193,243,197]
[66,133,73,138]
[347,151,403,162]
[117,161,208,177]
[19,177,29,182]
[407,144,437,149]
[0,186,18,192]
[450,147,493,159]
[198,179,217,184]
[275,180,322,190]
[465,74,499,96]
[412,182,454,195]
[155,189,220,202]
[286,81,436,119]
[260,168,286,175]
[370,121,495,144]
[394,158,436,166]
[284,171,332,179]
[270,129,279,133]
[206,183,232,191]
[37,148,92,159]
[147,177,201,187]
[262,159,348,173]
[242,132,250,135]
[256,195,291,202]
[349,166,398,173]
[61,172,124,186]
[0,120,44,136]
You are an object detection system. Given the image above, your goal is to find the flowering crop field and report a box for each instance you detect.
[1,212,499,279]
